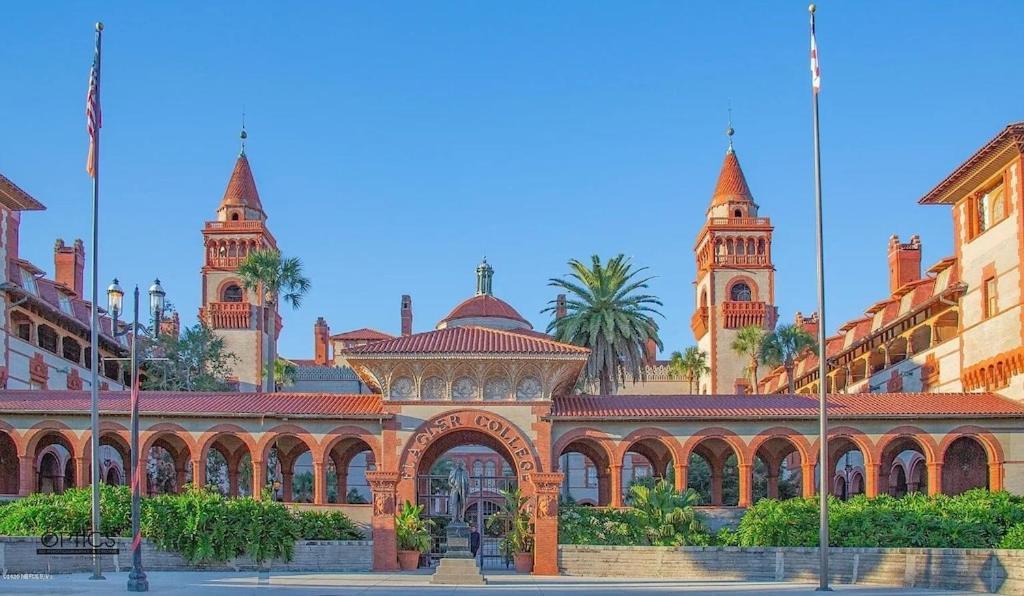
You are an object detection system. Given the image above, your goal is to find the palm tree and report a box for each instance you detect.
[266,358,297,391]
[731,325,767,394]
[544,255,663,395]
[628,479,707,546]
[760,324,818,394]
[238,249,311,392]
[667,347,710,393]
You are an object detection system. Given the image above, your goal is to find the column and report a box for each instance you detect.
[990,461,1004,492]
[737,463,752,508]
[674,462,688,494]
[226,454,240,497]
[766,473,779,499]
[175,462,187,492]
[862,462,880,498]
[801,463,815,498]
[531,472,564,576]
[596,470,610,506]
[191,454,206,489]
[281,470,294,502]
[75,456,88,488]
[333,455,348,503]
[609,464,623,508]
[251,458,266,500]
[366,471,400,572]
[18,455,34,496]
[926,462,942,496]
[710,465,723,506]
[313,459,327,505]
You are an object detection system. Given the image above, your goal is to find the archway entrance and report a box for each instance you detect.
[415,433,518,570]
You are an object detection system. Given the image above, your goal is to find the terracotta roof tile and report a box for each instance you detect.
[550,393,1024,420]
[220,155,263,212]
[439,295,531,327]
[342,325,589,356]
[710,150,754,208]
[331,328,394,341]
[0,391,385,418]
[0,173,46,211]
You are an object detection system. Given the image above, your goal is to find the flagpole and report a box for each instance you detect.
[88,21,105,582]
[809,4,830,591]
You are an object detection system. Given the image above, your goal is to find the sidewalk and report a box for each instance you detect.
[0,570,973,595]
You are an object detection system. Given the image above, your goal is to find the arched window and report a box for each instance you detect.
[222,285,243,303]
[734,209,742,218]
[231,213,240,221]
[730,282,752,302]
[736,239,745,255]
[484,461,496,489]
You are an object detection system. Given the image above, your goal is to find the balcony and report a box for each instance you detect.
[202,302,252,329]
[722,301,777,330]
[205,220,265,231]
[691,307,709,340]
[709,216,771,227]
[714,254,770,267]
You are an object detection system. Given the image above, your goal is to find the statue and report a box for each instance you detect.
[448,461,470,523]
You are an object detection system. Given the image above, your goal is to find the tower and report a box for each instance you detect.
[692,128,777,394]
[199,129,276,391]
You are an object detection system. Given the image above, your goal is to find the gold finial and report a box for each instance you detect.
[96,22,104,31]
[809,4,816,13]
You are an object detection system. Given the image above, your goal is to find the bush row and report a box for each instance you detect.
[0,485,363,563]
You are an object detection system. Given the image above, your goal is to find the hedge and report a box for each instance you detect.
[0,485,363,563]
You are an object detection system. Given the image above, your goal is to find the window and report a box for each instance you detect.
[634,466,649,479]
[733,209,742,218]
[991,184,1007,224]
[103,359,119,381]
[62,337,82,364]
[222,284,243,302]
[984,277,998,319]
[977,193,990,233]
[37,325,58,353]
[231,213,240,221]
[586,466,597,488]
[730,281,752,301]
[20,269,37,294]
[12,312,31,341]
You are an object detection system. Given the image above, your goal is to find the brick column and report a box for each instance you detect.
[609,464,623,508]
[18,455,34,496]
[366,471,400,571]
[531,472,563,576]
[766,473,779,499]
[175,462,187,493]
[674,462,688,494]
[251,458,266,500]
[226,456,240,497]
[596,469,610,506]
[989,461,1004,492]
[281,470,294,502]
[333,455,348,503]
[313,459,327,505]
[710,469,723,506]
[801,463,815,497]
[191,455,206,489]
[863,463,880,497]
[737,463,752,508]
[926,462,942,496]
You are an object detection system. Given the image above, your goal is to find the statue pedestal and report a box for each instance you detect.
[431,522,486,585]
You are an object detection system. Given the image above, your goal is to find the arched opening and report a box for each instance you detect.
[265,435,315,503]
[203,433,254,497]
[878,435,928,497]
[33,432,75,494]
[825,437,866,500]
[733,209,742,218]
[752,437,802,502]
[557,437,612,507]
[869,346,887,375]
[414,429,521,569]
[888,337,908,366]
[325,437,375,504]
[222,284,244,303]
[105,466,121,485]
[942,436,989,495]
[230,213,240,221]
[95,433,129,487]
[11,311,32,342]
[0,432,19,494]
[687,438,740,506]
[619,437,674,504]
[145,434,192,495]
[730,282,752,302]
[934,311,959,344]
[849,358,867,383]
[909,326,931,354]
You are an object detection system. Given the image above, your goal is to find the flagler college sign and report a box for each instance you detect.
[400,411,537,481]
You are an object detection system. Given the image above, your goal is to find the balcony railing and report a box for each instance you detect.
[202,302,252,329]
[207,256,246,269]
[709,217,771,227]
[714,254,770,267]
[205,220,265,231]
[691,306,709,339]
[722,301,777,330]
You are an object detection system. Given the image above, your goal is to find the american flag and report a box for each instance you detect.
[810,16,821,94]
[85,28,102,178]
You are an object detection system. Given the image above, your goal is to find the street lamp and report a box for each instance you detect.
[148,279,165,338]
[107,279,163,593]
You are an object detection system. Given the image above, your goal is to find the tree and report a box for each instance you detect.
[142,323,238,391]
[544,254,663,395]
[760,324,818,394]
[731,325,767,394]
[266,358,297,391]
[627,479,707,546]
[238,249,311,392]
[667,347,710,393]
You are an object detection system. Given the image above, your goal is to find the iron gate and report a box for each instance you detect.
[416,473,516,569]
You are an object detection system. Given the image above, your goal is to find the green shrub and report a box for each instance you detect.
[1000,523,1024,549]
[294,509,364,541]
[714,527,740,546]
[0,485,131,537]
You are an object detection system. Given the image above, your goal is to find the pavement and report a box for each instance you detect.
[0,570,977,595]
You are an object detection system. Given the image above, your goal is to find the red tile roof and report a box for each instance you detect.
[5,261,120,344]
[342,325,589,356]
[919,122,1024,205]
[550,393,1024,420]
[331,328,394,341]
[220,155,264,212]
[0,173,46,211]
[0,391,386,418]
[710,150,754,208]
[439,295,531,328]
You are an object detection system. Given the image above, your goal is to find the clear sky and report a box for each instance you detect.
[3,2,1022,360]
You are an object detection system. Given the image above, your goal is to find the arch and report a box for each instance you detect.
[0,430,19,494]
[682,428,748,507]
[552,428,616,473]
[197,424,259,497]
[614,428,685,469]
[875,426,937,496]
[939,425,1005,493]
[749,428,811,502]
[810,425,877,497]
[680,427,749,466]
[258,424,319,503]
[725,276,758,302]
[197,424,259,463]
[322,426,381,505]
[140,423,197,456]
[747,427,812,465]
[23,421,78,459]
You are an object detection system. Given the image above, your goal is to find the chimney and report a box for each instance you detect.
[314,316,330,365]
[401,295,413,336]
[888,234,922,294]
[555,294,567,319]
[644,338,657,366]
[54,238,85,296]
[794,311,819,338]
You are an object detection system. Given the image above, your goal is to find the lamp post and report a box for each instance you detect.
[108,278,165,593]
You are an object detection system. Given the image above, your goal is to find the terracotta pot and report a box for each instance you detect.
[513,551,533,573]
[397,550,420,571]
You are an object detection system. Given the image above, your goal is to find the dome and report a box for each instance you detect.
[436,294,533,331]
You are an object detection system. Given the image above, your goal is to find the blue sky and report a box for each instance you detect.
[3,2,1022,360]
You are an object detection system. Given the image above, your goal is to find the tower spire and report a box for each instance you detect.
[239,113,247,156]
[475,257,494,296]
[726,106,735,154]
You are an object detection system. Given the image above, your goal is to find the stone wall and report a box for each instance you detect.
[559,545,1024,594]
[0,537,372,574]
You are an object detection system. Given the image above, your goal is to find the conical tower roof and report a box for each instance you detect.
[219,154,264,213]
[709,148,754,208]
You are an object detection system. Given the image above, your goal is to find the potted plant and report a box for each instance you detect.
[395,501,433,570]
[487,488,534,573]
